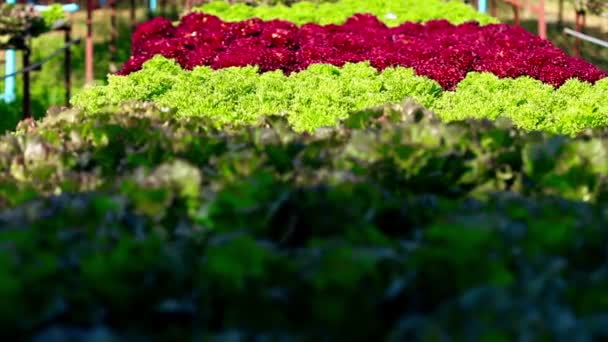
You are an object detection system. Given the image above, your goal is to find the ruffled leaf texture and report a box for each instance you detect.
[74,56,608,135]
[119,13,607,89]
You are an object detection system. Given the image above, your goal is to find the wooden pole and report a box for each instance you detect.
[512,4,520,26]
[110,0,117,72]
[161,0,166,16]
[538,0,546,39]
[131,0,137,32]
[64,27,72,106]
[574,10,585,57]
[85,0,94,85]
[171,0,177,17]
[22,46,31,119]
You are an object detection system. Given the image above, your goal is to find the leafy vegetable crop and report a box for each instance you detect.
[6,0,608,338]
[196,0,498,26]
[120,13,606,89]
[74,56,608,135]
[3,102,608,339]
[75,57,442,132]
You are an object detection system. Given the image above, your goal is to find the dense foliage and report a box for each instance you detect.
[76,57,442,132]
[435,72,608,136]
[120,12,606,88]
[75,56,608,135]
[3,102,608,339]
[5,1,608,339]
[196,0,497,26]
[216,0,335,5]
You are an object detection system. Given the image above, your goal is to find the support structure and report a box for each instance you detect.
[86,0,94,84]
[1,3,79,119]
[109,0,118,72]
[85,0,155,84]
[564,8,608,58]
[22,45,30,118]
[503,0,546,39]
[573,10,586,57]
[63,26,72,105]
[565,27,608,49]
[479,0,547,39]
[478,0,488,14]
[2,0,17,104]
[149,0,157,17]
[130,0,137,31]
[3,2,78,105]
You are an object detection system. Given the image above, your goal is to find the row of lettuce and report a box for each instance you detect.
[123,12,606,88]
[3,102,608,339]
[74,56,608,136]
[86,0,608,136]
[196,0,498,25]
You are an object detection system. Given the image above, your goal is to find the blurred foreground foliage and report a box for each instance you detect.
[2,101,608,339]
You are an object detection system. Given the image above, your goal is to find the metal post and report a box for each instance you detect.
[564,27,608,49]
[86,0,94,85]
[22,46,31,119]
[64,27,72,106]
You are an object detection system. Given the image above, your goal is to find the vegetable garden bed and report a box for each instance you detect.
[74,0,608,136]
[2,0,608,340]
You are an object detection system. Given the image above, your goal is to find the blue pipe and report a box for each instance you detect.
[3,51,16,104]
[149,0,157,14]
[3,0,17,104]
[34,4,80,13]
[478,0,488,13]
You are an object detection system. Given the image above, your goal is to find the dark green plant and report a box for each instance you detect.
[2,102,608,339]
